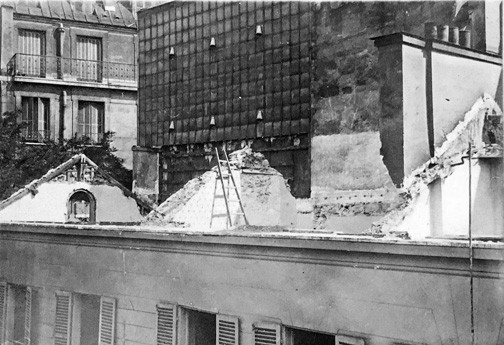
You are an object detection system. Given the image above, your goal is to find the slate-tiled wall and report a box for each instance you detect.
[138,1,312,147]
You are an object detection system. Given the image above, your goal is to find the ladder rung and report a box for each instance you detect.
[231,212,245,215]
[211,213,229,218]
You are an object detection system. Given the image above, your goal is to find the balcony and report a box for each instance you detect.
[21,128,51,143]
[7,54,137,90]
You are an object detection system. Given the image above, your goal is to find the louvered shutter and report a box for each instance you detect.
[253,323,280,345]
[335,335,365,345]
[156,303,177,345]
[0,283,6,345]
[98,297,116,345]
[216,314,239,345]
[24,287,32,345]
[54,292,72,345]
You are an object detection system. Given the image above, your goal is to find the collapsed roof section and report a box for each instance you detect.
[146,147,297,230]
[372,94,503,240]
[0,154,153,224]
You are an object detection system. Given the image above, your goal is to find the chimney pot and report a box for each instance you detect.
[459,30,471,48]
[437,25,449,42]
[449,27,459,44]
[424,22,437,39]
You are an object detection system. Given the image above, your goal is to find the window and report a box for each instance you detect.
[283,327,365,345]
[21,97,50,142]
[156,305,239,345]
[77,101,104,142]
[18,29,45,76]
[76,36,102,81]
[253,323,280,345]
[54,292,116,345]
[0,283,38,345]
[67,190,96,223]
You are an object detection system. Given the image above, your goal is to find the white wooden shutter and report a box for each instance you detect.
[98,296,116,345]
[0,282,6,345]
[18,30,43,76]
[24,287,32,345]
[216,314,239,345]
[156,303,177,345]
[54,292,72,345]
[253,323,280,345]
[335,335,365,345]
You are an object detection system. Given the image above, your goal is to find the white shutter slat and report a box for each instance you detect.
[253,323,280,345]
[0,282,7,345]
[98,296,116,345]
[54,292,72,345]
[335,335,365,345]
[156,303,176,345]
[24,287,32,345]
[217,314,239,345]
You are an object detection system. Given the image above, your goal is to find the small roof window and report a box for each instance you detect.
[67,190,96,223]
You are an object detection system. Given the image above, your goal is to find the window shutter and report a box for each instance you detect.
[216,314,239,345]
[24,287,33,345]
[156,303,177,345]
[253,323,280,345]
[98,296,116,345]
[54,292,72,345]
[335,335,365,345]
[0,282,6,345]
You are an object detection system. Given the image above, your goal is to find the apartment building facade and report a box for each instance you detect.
[0,223,502,345]
[0,0,138,168]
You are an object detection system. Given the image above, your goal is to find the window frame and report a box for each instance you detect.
[76,101,105,143]
[66,189,96,224]
[21,96,50,142]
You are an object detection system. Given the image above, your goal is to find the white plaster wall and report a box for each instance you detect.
[402,44,429,176]
[88,184,143,223]
[108,100,137,169]
[431,53,502,148]
[0,182,142,223]
[311,132,395,194]
[439,159,503,238]
[395,159,504,239]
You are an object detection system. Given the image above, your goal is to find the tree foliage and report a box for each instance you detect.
[0,111,132,201]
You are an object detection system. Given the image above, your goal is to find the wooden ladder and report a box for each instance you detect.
[210,148,249,229]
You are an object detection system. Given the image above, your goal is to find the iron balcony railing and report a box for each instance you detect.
[21,128,51,142]
[7,54,136,85]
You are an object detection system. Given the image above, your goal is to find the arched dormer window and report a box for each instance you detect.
[67,189,96,223]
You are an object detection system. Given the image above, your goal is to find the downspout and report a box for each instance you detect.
[468,141,474,345]
[424,23,436,157]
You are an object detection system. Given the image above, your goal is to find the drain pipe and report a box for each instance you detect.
[424,23,436,157]
[468,141,475,345]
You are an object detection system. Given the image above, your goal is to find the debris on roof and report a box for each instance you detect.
[146,147,296,230]
[371,94,503,238]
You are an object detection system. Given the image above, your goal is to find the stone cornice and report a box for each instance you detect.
[0,222,502,263]
[372,32,502,66]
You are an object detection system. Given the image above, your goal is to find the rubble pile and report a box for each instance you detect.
[145,147,296,229]
[227,147,272,171]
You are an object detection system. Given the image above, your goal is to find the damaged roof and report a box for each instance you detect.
[0,153,153,213]
[10,0,136,28]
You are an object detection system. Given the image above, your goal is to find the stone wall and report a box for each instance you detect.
[0,225,503,345]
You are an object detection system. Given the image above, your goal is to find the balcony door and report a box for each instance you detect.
[21,97,50,142]
[77,101,104,142]
[76,36,102,82]
[17,30,45,77]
